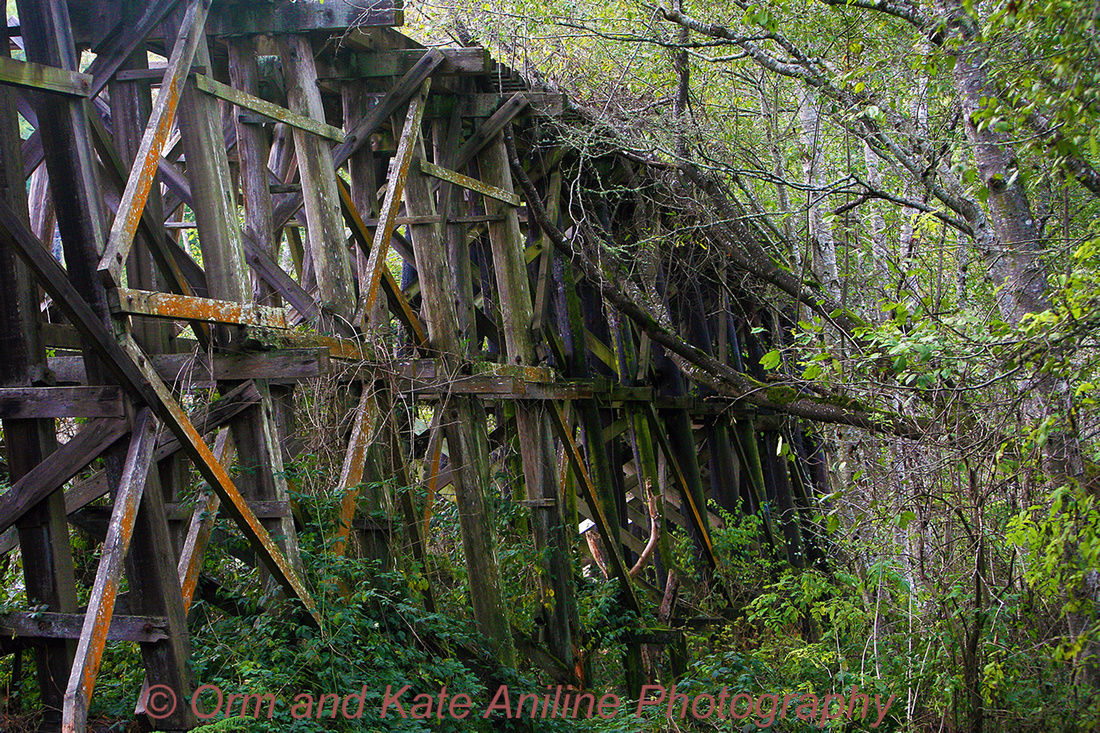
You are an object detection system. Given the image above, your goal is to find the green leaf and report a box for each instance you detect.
[760,350,781,370]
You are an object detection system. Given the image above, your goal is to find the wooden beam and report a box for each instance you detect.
[0,194,319,625]
[96,0,210,288]
[207,1,402,36]
[349,48,489,78]
[193,73,345,143]
[108,287,289,329]
[549,402,641,614]
[361,79,429,316]
[0,386,124,418]
[0,55,89,95]
[270,49,445,229]
[0,418,130,536]
[419,158,521,206]
[278,33,356,325]
[49,349,329,386]
[453,93,528,171]
[330,389,377,558]
[62,408,158,733]
[337,177,429,348]
[0,612,168,643]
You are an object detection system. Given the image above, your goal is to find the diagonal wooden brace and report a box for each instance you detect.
[62,408,158,733]
[0,183,320,627]
[96,0,211,288]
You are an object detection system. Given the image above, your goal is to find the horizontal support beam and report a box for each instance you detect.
[164,500,288,522]
[0,612,168,643]
[0,55,91,96]
[193,73,345,142]
[49,349,329,387]
[0,386,125,419]
[207,1,402,35]
[418,158,521,206]
[108,288,289,329]
[349,48,490,78]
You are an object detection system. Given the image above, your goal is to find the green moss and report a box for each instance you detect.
[766,385,799,404]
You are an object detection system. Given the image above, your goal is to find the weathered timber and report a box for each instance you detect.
[96,0,210,288]
[207,1,402,36]
[0,612,168,643]
[348,48,490,78]
[420,157,522,206]
[479,134,577,671]
[549,403,641,614]
[193,73,346,143]
[62,409,159,733]
[361,80,429,317]
[50,350,327,387]
[0,386,124,418]
[228,37,279,307]
[0,55,90,95]
[0,418,130,537]
[0,18,79,718]
[279,33,356,326]
[0,195,319,622]
[403,108,516,665]
[452,93,528,171]
[271,49,445,230]
[330,388,378,558]
[108,287,289,329]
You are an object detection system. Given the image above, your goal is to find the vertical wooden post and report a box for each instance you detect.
[403,84,515,666]
[229,36,279,307]
[479,135,577,673]
[175,15,300,580]
[279,34,356,329]
[0,16,77,726]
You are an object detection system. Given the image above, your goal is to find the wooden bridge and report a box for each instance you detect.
[0,0,825,729]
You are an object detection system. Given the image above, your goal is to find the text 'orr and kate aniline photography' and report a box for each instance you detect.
[147,682,899,728]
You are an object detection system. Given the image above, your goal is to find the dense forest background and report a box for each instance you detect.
[400,0,1100,730]
[2,0,1099,731]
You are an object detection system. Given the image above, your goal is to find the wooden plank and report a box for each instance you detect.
[208,1,402,36]
[479,133,576,671]
[419,157,521,206]
[278,33,356,325]
[349,48,489,78]
[193,73,345,143]
[0,195,319,625]
[0,55,89,95]
[85,100,210,303]
[0,612,168,643]
[0,386,124,418]
[549,402,641,614]
[361,79,429,316]
[50,349,329,387]
[643,404,720,572]
[0,18,79,711]
[229,38,279,308]
[108,287,289,329]
[270,49,445,230]
[242,232,322,323]
[337,176,429,348]
[0,418,129,536]
[164,499,287,522]
[453,93,528,171]
[177,428,233,608]
[330,389,377,557]
[96,0,211,288]
[62,408,158,733]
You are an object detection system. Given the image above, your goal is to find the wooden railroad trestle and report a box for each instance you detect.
[0,1,827,729]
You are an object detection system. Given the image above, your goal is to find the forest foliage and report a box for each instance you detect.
[2,0,1099,731]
